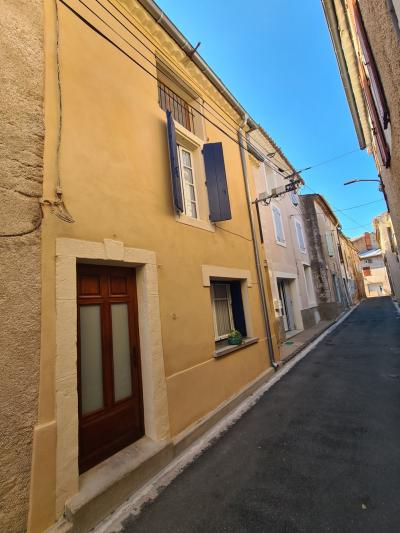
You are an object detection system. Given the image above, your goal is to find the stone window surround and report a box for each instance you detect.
[201,265,255,343]
[55,238,169,513]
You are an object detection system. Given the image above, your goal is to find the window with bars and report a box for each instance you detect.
[211,281,247,342]
[158,80,195,133]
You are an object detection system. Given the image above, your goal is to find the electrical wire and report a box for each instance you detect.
[74,0,363,181]
[58,0,288,172]
[56,0,374,238]
[336,198,385,211]
[302,184,373,232]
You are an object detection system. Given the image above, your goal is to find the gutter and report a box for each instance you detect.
[321,0,366,149]
[238,120,278,370]
[136,0,258,130]
[137,0,277,367]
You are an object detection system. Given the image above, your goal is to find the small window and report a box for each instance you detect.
[363,267,371,277]
[263,165,276,196]
[272,205,285,244]
[295,220,306,252]
[326,232,334,257]
[211,280,247,342]
[303,265,315,304]
[158,80,195,133]
[177,146,198,219]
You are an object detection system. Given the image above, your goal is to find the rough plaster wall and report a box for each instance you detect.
[0,1,44,531]
[300,196,330,303]
[359,1,400,246]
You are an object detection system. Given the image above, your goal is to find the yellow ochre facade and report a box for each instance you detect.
[27,1,281,531]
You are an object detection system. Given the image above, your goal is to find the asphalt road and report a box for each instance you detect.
[122,297,400,533]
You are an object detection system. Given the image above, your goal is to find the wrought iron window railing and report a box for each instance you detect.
[158,80,195,134]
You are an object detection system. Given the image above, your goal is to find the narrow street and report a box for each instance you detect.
[122,297,400,533]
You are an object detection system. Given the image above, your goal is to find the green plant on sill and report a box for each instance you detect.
[227,329,243,346]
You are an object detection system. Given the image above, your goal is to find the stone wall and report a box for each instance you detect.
[300,195,331,303]
[359,1,400,247]
[0,1,44,530]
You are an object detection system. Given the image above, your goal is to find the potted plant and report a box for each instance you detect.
[227,329,243,346]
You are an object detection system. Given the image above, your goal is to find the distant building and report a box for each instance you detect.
[373,212,400,299]
[338,232,366,303]
[352,231,392,297]
[300,194,350,320]
[322,0,400,248]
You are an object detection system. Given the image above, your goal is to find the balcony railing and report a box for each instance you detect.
[158,80,195,134]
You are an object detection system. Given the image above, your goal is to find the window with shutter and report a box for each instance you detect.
[210,280,247,341]
[177,146,199,219]
[326,232,334,257]
[353,1,390,130]
[203,143,232,222]
[272,205,285,244]
[166,111,184,213]
[360,67,391,167]
[211,283,234,340]
[295,220,306,252]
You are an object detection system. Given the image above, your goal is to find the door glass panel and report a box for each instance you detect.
[111,303,133,401]
[80,305,104,415]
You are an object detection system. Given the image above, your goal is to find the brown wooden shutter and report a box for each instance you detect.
[353,1,390,129]
[360,66,390,167]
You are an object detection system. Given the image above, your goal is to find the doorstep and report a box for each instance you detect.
[46,366,276,533]
[48,437,173,533]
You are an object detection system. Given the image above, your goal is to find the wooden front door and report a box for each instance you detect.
[77,264,144,473]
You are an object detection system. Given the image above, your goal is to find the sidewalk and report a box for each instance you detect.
[279,315,344,363]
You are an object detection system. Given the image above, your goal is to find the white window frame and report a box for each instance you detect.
[295,219,306,253]
[177,145,199,220]
[272,204,286,246]
[211,282,235,341]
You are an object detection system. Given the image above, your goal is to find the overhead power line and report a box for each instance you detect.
[68,0,363,181]
[57,0,370,238]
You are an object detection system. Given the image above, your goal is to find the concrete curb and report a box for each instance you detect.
[94,303,359,532]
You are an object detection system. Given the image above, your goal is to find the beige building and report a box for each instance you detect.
[247,130,320,343]
[322,0,400,246]
[352,231,392,297]
[374,212,400,299]
[1,1,290,531]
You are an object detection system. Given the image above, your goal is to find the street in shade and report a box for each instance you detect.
[118,297,400,533]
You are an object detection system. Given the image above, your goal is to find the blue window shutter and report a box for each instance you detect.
[166,110,184,213]
[230,281,247,337]
[203,143,232,222]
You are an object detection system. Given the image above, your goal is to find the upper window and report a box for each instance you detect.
[177,146,198,219]
[326,232,334,257]
[158,80,195,134]
[211,280,247,342]
[303,265,316,304]
[295,220,306,253]
[272,205,285,245]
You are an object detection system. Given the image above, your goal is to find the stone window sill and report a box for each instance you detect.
[213,337,259,358]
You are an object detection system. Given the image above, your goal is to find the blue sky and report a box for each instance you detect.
[156,0,385,237]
